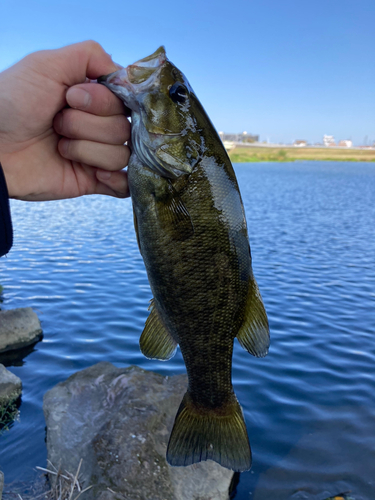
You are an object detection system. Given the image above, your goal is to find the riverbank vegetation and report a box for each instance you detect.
[228,146,375,163]
[0,400,19,435]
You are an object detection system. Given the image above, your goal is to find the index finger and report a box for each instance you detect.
[66,82,130,117]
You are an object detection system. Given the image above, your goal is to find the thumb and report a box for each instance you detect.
[96,169,130,198]
[31,40,120,87]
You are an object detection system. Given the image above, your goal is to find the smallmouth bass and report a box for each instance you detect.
[99,47,270,472]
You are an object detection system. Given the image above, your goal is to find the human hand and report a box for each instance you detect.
[0,40,130,201]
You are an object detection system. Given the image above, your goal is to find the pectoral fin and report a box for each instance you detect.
[140,299,178,360]
[237,276,270,357]
[158,181,194,241]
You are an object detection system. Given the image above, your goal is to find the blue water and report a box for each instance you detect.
[1,161,375,499]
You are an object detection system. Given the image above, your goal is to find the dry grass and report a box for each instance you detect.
[3,460,92,500]
[228,146,375,163]
[35,460,92,500]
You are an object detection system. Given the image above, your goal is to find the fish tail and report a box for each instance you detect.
[166,391,251,472]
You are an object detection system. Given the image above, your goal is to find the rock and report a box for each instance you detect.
[0,471,3,500]
[0,364,22,405]
[44,362,234,500]
[0,308,42,353]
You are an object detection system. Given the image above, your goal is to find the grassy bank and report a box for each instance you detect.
[228,146,375,163]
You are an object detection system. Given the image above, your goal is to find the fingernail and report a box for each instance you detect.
[97,170,111,180]
[66,87,91,109]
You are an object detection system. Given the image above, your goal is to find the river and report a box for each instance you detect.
[1,161,374,499]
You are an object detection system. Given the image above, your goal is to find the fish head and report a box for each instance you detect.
[98,47,204,178]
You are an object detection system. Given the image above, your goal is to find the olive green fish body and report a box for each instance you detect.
[99,47,270,472]
[129,150,249,400]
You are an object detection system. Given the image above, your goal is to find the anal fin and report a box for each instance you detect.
[140,299,178,361]
[237,276,270,357]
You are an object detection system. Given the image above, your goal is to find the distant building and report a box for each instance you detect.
[219,131,259,143]
[338,140,353,148]
[223,141,235,151]
[323,135,335,147]
[294,140,307,147]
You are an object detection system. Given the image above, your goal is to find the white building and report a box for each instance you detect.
[323,135,335,147]
[338,140,353,148]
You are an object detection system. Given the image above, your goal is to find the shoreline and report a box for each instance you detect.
[228,146,375,163]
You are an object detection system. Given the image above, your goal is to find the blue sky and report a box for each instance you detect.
[1,0,374,145]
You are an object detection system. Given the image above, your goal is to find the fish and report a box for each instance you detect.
[98,47,270,472]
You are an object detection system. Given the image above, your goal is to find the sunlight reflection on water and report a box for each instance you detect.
[1,162,375,499]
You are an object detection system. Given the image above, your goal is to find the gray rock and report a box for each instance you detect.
[0,308,42,353]
[0,471,3,500]
[0,364,22,405]
[44,362,234,500]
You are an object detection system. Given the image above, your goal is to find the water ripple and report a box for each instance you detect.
[0,163,375,499]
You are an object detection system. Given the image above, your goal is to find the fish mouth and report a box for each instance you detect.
[98,46,167,103]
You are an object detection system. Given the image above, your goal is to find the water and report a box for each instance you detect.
[1,161,375,499]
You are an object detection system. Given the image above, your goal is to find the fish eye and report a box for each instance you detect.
[169,82,188,103]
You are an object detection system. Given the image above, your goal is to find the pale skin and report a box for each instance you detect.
[0,40,131,201]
